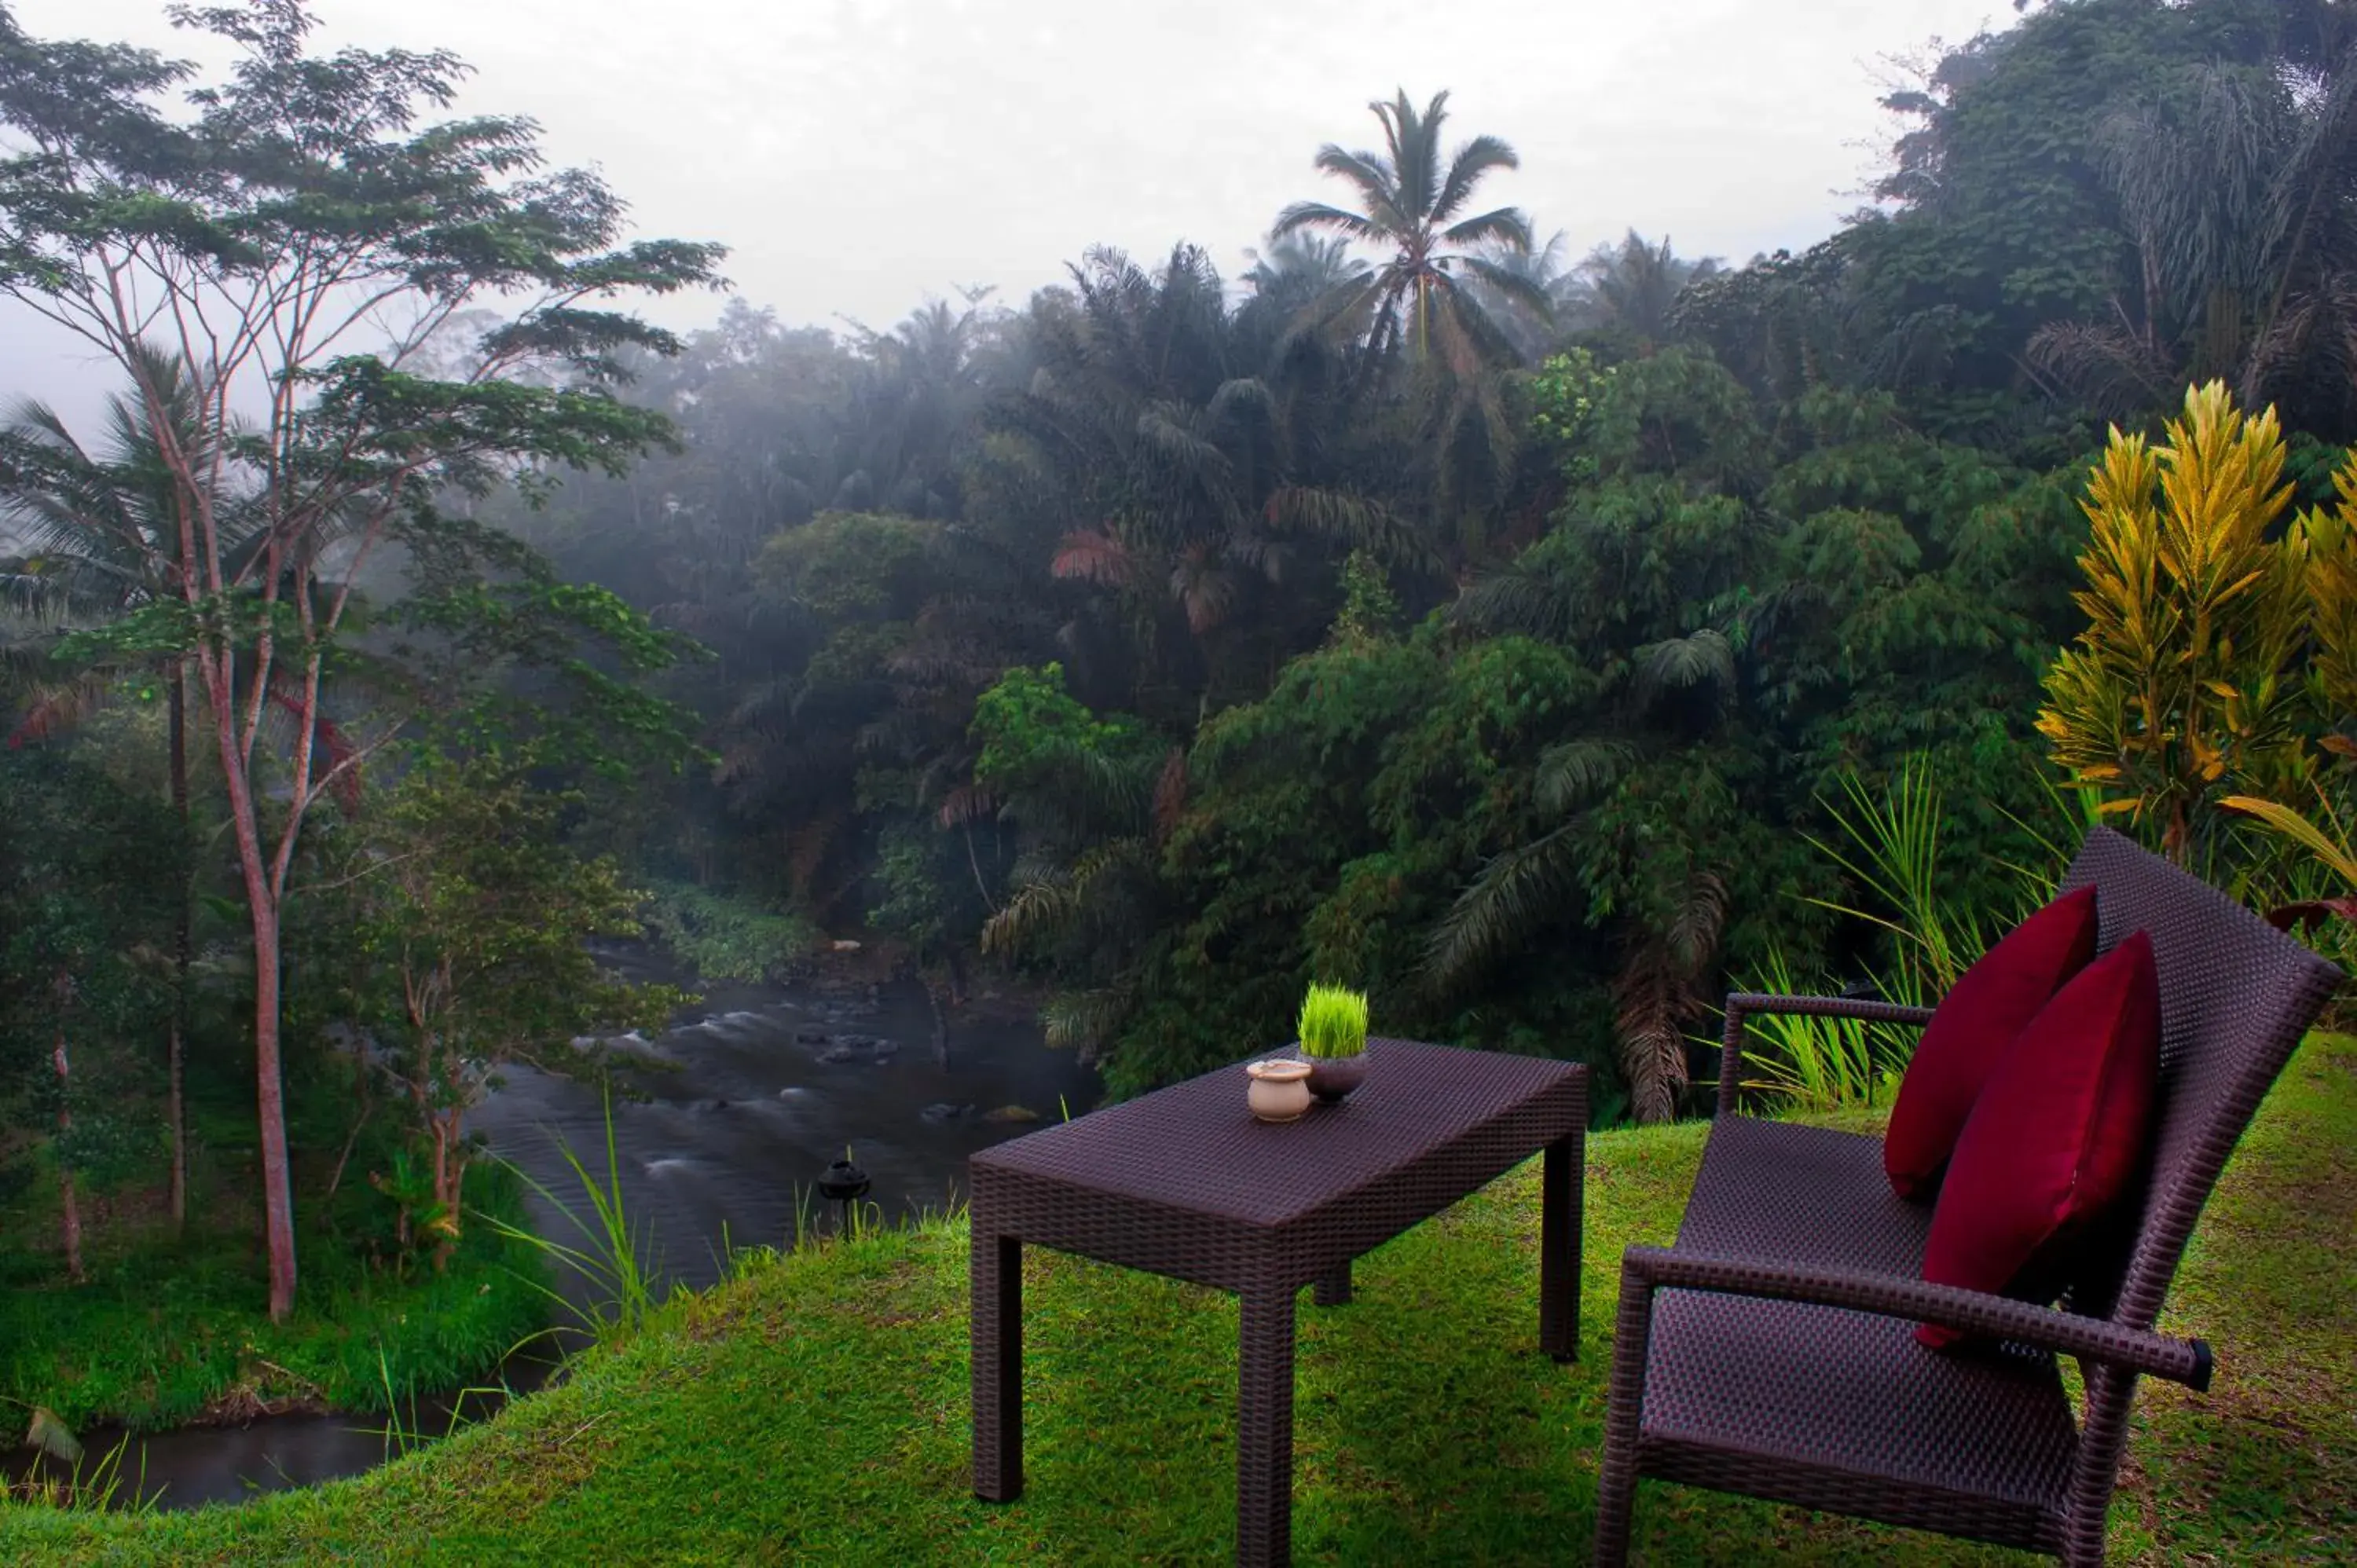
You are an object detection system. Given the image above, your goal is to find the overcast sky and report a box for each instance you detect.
[2,0,2009,419]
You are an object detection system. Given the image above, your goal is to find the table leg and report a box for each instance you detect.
[1541,1127,1582,1362]
[1237,1286,1297,1567]
[972,1228,1023,1500]
[1311,1259,1352,1307]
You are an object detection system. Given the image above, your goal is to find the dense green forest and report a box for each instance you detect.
[3,0,2357,1443]
[500,0,2357,1116]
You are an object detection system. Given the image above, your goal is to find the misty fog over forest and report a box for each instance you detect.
[4,0,2356,1559]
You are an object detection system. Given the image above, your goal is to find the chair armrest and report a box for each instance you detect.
[1619,1244,2213,1390]
[1717,993,1939,1116]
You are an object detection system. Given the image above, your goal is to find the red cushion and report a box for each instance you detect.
[1883,885,2099,1199]
[1914,930,2161,1349]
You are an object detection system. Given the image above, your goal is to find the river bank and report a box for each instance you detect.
[4,941,1094,1510]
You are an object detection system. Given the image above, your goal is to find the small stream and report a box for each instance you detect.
[6,943,1098,1511]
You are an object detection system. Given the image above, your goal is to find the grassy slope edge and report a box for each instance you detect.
[5,1035,2350,1566]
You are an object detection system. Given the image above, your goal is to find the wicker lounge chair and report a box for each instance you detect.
[1593,826,2342,1564]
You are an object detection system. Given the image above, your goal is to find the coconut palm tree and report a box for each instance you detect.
[1271,89,1546,377]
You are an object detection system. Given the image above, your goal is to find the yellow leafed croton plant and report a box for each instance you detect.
[2039,382,2357,917]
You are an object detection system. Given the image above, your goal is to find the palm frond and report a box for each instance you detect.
[1169,548,1238,634]
[4,672,118,748]
[1264,485,1439,573]
[1433,135,1521,225]
[1270,200,1384,245]
[1664,870,1727,976]
[1635,629,1736,705]
[2024,320,2172,418]
[1611,943,1693,1125]
[1439,207,1534,252]
[1039,986,1134,1059]
[1453,562,1574,639]
[1309,142,1409,225]
[1423,823,1582,992]
[1535,738,1633,815]
[1451,253,1555,317]
[1050,529,1138,588]
[1204,377,1277,433]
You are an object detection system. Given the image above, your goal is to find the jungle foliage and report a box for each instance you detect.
[8,2,2357,1381]
[472,0,2357,1122]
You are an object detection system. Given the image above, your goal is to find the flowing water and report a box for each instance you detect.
[7,943,1098,1511]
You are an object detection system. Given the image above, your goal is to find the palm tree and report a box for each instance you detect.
[971,244,1420,721]
[1272,89,1546,377]
[1560,230,1725,350]
[0,348,231,1229]
[1238,233,1372,317]
[2027,45,2357,439]
[1463,229,1577,361]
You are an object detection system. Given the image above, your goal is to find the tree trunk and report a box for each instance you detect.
[53,1023,84,1286]
[251,903,296,1318]
[431,1112,461,1274]
[167,658,190,1229]
[205,651,299,1322]
[431,1116,449,1223]
[324,1073,372,1203]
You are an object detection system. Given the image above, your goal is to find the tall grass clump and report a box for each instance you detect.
[482,1083,667,1345]
[1736,758,2069,1112]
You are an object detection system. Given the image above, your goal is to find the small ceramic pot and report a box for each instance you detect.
[1303,1052,1366,1104]
[1245,1058,1314,1123]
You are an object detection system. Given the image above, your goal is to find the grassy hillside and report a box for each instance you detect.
[6,1035,2351,1565]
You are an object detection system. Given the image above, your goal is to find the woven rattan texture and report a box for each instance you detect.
[970,1039,1585,1295]
[1643,1290,2073,1545]
[2056,830,2344,1328]
[1673,1118,1928,1273]
[976,1038,1575,1224]
[1596,827,2343,1567]
[970,1039,1587,1568]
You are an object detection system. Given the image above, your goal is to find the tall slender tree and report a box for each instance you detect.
[0,1,724,1319]
[1272,89,1545,375]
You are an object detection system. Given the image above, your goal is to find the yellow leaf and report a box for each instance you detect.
[2095,799,2141,817]
[2222,794,2357,886]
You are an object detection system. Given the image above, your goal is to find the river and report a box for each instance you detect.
[5,943,1099,1511]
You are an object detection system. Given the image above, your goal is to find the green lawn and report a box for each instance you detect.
[6,1035,2352,1565]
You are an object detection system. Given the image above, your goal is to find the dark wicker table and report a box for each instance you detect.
[969,1038,1588,1567]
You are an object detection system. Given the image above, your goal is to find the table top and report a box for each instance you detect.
[971,1039,1584,1229]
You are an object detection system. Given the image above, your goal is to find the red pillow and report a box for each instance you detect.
[1914,930,2161,1349]
[1883,885,2099,1199]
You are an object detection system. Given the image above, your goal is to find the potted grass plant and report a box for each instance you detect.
[1297,982,1370,1103]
